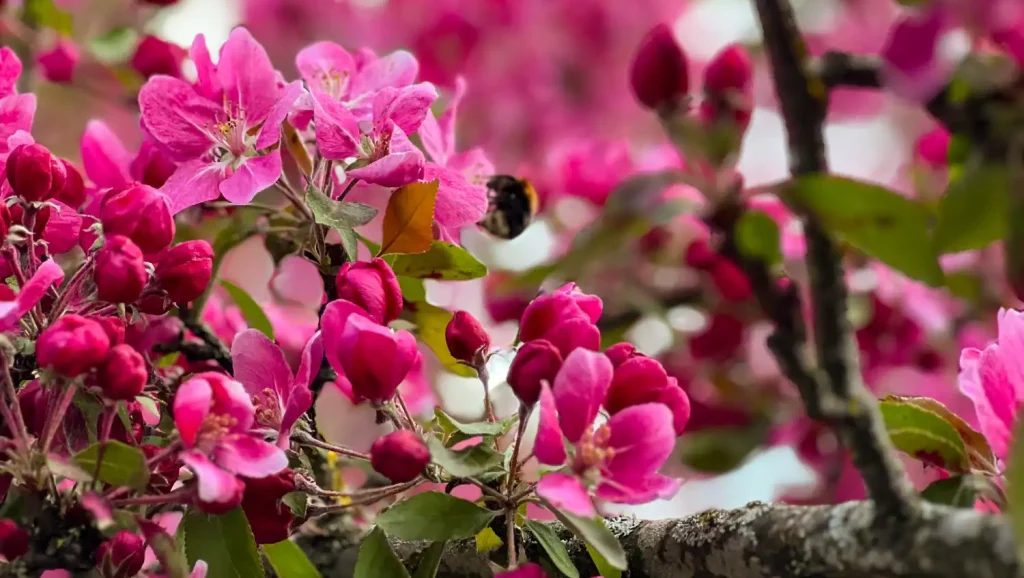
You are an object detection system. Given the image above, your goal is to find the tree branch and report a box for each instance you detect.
[302,500,1020,578]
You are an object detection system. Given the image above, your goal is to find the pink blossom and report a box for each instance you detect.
[173,372,288,504]
[0,48,36,163]
[880,7,955,102]
[231,329,323,448]
[0,260,64,333]
[36,39,79,84]
[519,283,603,357]
[534,349,680,517]
[296,41,421,117]
[139,28,303,213]
[959,308,1024,460]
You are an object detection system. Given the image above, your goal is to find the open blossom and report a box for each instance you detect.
[534,349,680,517]
[519,283,603,357]
[231,329,323,448]
[139,28,303,213]
[0,48,36,162]
[173,372,288,505]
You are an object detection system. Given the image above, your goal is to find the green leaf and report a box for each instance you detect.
[411,541,446,578]
[546,507,626,571]
[882,395,998,474]
[678,424,769,474]
[433,408,507,441]
[426,436,504,478]
[48,456,94,483]
[23,0,73,35]
[306,186,378,228]
[1007,417,1024,558]
[354,527,410,578]
[182,508,265,578]
[262,540,322,578]
[398,276,426,302]
[386,242,488,281]
[339,227,359,262]
[146,524,190,578]
[474,527,503,553]
[945,272,983,302]
[282,491,308,518]
[376,491,497,541]
[89,26,139,65]
[878,397,970,473]
[357,233,381,255]
[784,175,944,286]
[73,440,149,490]
[221,280,274,339]
[408,301,476,377]
[933,165,1008,254]
[525,520,580,578]
[921,475,981,508]
[587,544,623,578]
[735,210,782,266]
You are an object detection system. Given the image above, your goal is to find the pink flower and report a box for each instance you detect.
[0,260,63,333]
[320,300,420,404]
[138,28,303,213]
[519,283,603,357]
[334,258,403,325]
[173,372,288,505]
[36,39,79,84]
[534,349,680,517]
[959,308,1024,460]
[231,329,323,448]
[0,48,36,162]
[81,120,176,191]
[880,7,955,102]
[496,564,549,578]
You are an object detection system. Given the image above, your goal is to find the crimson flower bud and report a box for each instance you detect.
[0,202,11,240]
[915,127,951,169]
[196,477,246,515]
[0,519,28,561]
[684,239,718,270]
[519,284,602,357]
[241,470,297,544]
[137,292,174,315]
[445,310,490,366]
[37,39,79,83]
[97,345,148,401]
[603,347,690,433]
[630,23,689,111]
[131,36,186,79]
[370,431,430,483]
[95,316,126,345]
[37,314,111,377]
[100,184,175,254]
[689,313,744,361]
[155,241,214,304]
[56,159,87,208]
[335,258,403,325]
[95,530,145,578]
[95,235,147,304]
[507,339,563,406]
[708,258,752,303]
[5,144,67,203]
[703,44,753,97]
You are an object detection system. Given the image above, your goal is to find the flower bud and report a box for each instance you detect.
[195,477,246,515]
[334,258,403,325]
[56,159,87,208]
[915,127,951,169]
[445,310,490,366]
[95,531,145,578]
[137,292,174,315]
[37,39,79,83]
[37,314,111,376]
[130,141,176,189]
[708,258,752,302]
[95,235,147,304]
[689,313,744,361]
[155,241,214,304]
[241,470,296,544]
[630,23,689,111]
[703,44,753,98]
[0,519,28,561]
[603,347,689,433]
[100,184,175,254]
[5,143,67,202]
[519,283,602,357]
[97,345,148,401]
[684,239,718,270]
[130,36,186,79]
[370,430,430,483]
[507,339,563,406]
[95,316,126,345]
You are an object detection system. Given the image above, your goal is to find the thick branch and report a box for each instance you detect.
[305,500,1020,578]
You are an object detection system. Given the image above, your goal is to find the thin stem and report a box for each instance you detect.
[0,351,28,449]
[48,257,95,323]
[306,480,421,517]
[393,392,417,431]
[462,477,507,504]
[39,383,77,455]
[337,178,360,202]
[110,488,192,508]
[293,431,370,461]
[478,364,496,423]
[506,504,517,568]
[275,180,313,220]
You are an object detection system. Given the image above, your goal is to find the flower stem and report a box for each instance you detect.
[0,352,29,451]
[337,178,360,202]
[110,488,192,508]
[292,431,370,461]
[39,383,76,456]
[477,364,496,423]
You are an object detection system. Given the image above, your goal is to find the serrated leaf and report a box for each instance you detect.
[339,227,359,262]
[878,397,970,473]
[183,508,265,578]
[386,242,487,281]
[354,527,410,578]
[376,492,496,541]
[262,540,322,578]
[221,280,274,339]
[73,440,149,490]
[784,175,944,286]
[282,491,308,518]
[882,395,998,474]
[379,180,438,255]
[306,186,378,229]
[408,301,476,377]
[474,527,503,553]
[933,164,1008,254]
[412,541,445,578]
[398,276,426,302]
[89,26,139,64]
[48,455,94,483]
[426,436,504,478]
[735,210,782,265]
[525,520,580,578]
[545,506,626,571]
[433,408,508,441]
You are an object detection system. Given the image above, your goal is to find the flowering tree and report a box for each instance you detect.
[1,0,1024,577]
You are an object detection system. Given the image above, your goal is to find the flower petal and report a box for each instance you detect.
[347,149,424,188]
[537,472,595,518]
[256,80,304,150]
[213,435,288,478]
[219,151,282,206]
[314,381,389,453]
[0,94,36,159]
[81,120,132,188]
[603,403,676,485]
[173,378,212,448]
[160,159,224,214]
[189,34,220,100]
[552,349,613,444]
[296,41,355,95]
[181,451,240,503]
[535,382,567,466]
[231,328,293,400]
[4,260,65,329]
[320,299,373,375]
[271,255,324,309]
[310,90,361,160]
[216,27,279,124]
[595,473,681,505]
[138,76,218,162]
[282,332,323,434]
[425,163,488,239]
[0,47,22,98]
[350,50,418,97]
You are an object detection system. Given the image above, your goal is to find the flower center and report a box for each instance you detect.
[196,413,238,452]
[573,424,615,479]
[253,388,283,430]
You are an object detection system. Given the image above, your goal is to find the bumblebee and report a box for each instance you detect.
[478,175,539,240]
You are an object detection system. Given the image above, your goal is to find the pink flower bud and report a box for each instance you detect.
[97,345,148,401]
[56,159,87,208]
[684,239,718,270]
[100,184,175,254]
[241,469,296,544]
[708,258,752,302]
[96,531,145,578]
[155,241,214,304]
[630,23,689,111]
[915,127,951,169]
[507,339,563,406]
[0,519,29,561]
[334,258,403,325]
[130,36,186,79]
[370,430,430,483]
[95,316,126,345]
[519,283,602,356]
[37,39,79,84]
[703,44,753,97]
[196,477,245,515]
[95,236,147,304]
[689,313,744,361]
[5,144,67,203]
[445,310,491,366]
[130,141,176,189]
[37,314,111,377]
